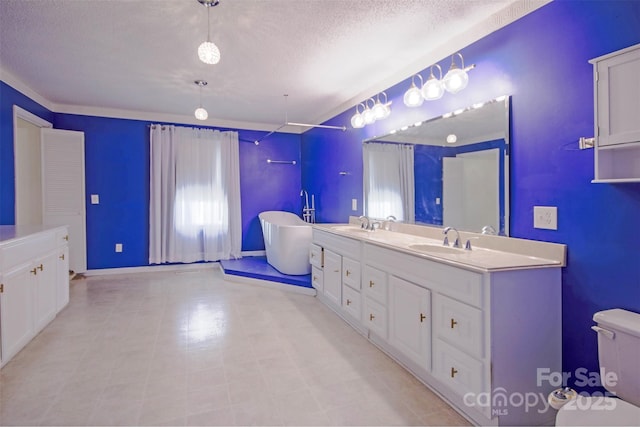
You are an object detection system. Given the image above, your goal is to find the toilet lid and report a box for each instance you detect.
[556,397,640,426]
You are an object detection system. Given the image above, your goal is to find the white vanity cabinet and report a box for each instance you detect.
[590,43,640,182]
[0,225,70,368]
[312,224,564,426]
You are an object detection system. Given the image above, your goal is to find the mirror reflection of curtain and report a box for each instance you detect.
[363,142,415,222]
[149,125,242,264]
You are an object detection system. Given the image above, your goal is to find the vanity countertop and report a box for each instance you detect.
[313,222,566,273]
[0,224,67,245]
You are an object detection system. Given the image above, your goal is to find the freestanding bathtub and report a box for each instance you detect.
[259,211,312,275]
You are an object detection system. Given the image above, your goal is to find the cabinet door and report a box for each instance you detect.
[56,246,70,312]
[363,265,387,304]
[389,276,431,371]
[597,47,640,146]
[1,265,35,366]
[323,250,341,306]
[342,257,361,290]
[33,253,57,332]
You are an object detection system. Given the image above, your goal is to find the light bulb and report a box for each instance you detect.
[403,85,424,107]
[195,107,208,120]
[351,112,365,128]
[198,41,221,64]
[422,75,444,100]
[372,101,391,120]
[362,106,375,125]
[443,67,469,93]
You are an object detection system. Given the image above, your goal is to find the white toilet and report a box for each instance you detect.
[556,309,640,426]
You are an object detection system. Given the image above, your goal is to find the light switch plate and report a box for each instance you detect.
[534,206,558,230]
[115,243,123,252]
[91,194,99,204]
[352,199,357,211]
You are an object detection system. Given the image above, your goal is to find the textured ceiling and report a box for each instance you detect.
[0,0,545,131]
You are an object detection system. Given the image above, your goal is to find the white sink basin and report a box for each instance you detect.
[408,243,463,255]
[330,225,371,235]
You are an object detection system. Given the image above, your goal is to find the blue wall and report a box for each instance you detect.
[0,94,302,268]
[302,0,640,390]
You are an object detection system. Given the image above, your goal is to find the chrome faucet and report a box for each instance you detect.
[443,226,461,248]
[358,215,370,230]
[300,190,312,223]
[383,215,397,231]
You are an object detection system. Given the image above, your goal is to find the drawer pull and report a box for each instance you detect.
[311,253,315,258]
[346,299,351,306]
[64,235,69,241]
[369,280,374,287]
[59,254,65,260]
[30,268,37,275]
[37,264,43,271]
[334,269,339,273]
[420,313,427,323]
[369,313,375,321]
[345,270,351,277]
[450,318,458,329]
[451,367,458,378]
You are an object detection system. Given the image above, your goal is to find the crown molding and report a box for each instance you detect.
[0,66,55,111]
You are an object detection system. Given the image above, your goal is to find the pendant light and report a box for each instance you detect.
[372,92,391,120]
[351,103,366,129]
[403,74,424,107]
[443,52,469,94]
[197,0,221,65]
[194,80,208,120]
[422,64,445,101]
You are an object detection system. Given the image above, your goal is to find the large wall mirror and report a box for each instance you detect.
[363,96,510,235]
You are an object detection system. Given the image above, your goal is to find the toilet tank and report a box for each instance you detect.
[592,309,640,406]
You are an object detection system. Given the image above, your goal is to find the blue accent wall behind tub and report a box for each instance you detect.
[302,0,640,392]
[0,97,302,269]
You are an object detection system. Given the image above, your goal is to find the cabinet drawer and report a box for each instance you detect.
[342,284,361,321]
[311,266,323,292]
[310,243,323,268]
[434,294,484,358]
[342,257,361,290]
[364,265,387,304]
[1,232,56,271]
[364,297,387,339]
[54,227,69,245]
[433,338,485,398]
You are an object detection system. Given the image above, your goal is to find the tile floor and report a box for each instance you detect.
[0,267,471,426]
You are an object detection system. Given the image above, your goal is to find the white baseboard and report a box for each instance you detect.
[84,262,218,276]
[240,250,266,257]
[221,271,316,296]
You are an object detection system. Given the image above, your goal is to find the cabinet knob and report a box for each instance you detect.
[369,313,375,321]
[346,270,351,277]
[420,313,427,323]
[59,254,65,260]
[37,264,43,271]
[311,253,315,258]
[346,299,351,306]
[451,367,458,378]
[369,280,374,287]
[30,268,37,275]
[64,235,69,241]
[450,318,458,329]
[313,275,317,281]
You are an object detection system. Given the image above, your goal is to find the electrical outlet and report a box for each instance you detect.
[436,197,441,205]
[91,194,100,204]
[352,198,357,211]
[534,206,558,230]
[115,243,123,252]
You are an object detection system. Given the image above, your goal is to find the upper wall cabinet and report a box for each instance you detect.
[590,43,640,182]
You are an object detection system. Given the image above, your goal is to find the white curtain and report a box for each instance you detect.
[149,125,242,264]
[363,142,415,222]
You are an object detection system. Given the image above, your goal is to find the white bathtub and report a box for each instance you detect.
[259,211,312,275]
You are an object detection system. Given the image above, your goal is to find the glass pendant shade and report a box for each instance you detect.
[422,65,444,100]
[372,101,387,120]
[443,67,468,93]
[351,104,365,128]
[403,75,424,107]
[362,106,376,125]
[198,41,221,64]
[195,107,208,120]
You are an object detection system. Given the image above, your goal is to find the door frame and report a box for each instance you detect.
[12,105,53,224]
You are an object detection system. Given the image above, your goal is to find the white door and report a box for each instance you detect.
[41,129,87,273]
[389,276,431,371]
